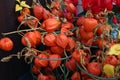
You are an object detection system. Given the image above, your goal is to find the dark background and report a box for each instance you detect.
[0,0,32,80]
[0,0,51,80]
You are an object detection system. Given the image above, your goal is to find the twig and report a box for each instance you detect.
[2,28,41,36]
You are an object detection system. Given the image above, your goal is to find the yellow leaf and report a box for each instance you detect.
[16,0,20,3]
[103,64,115,77]
[20,1,30,8]
[108,44,120,55]
[15,4,22,12]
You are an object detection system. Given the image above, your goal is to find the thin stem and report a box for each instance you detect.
[66,69,69,78]
[1,28,40,36]
[27,15,41,25]
[17,22,25,36]
[64,49,68,58]
[60,65,65,74]
[34,55,71,61]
